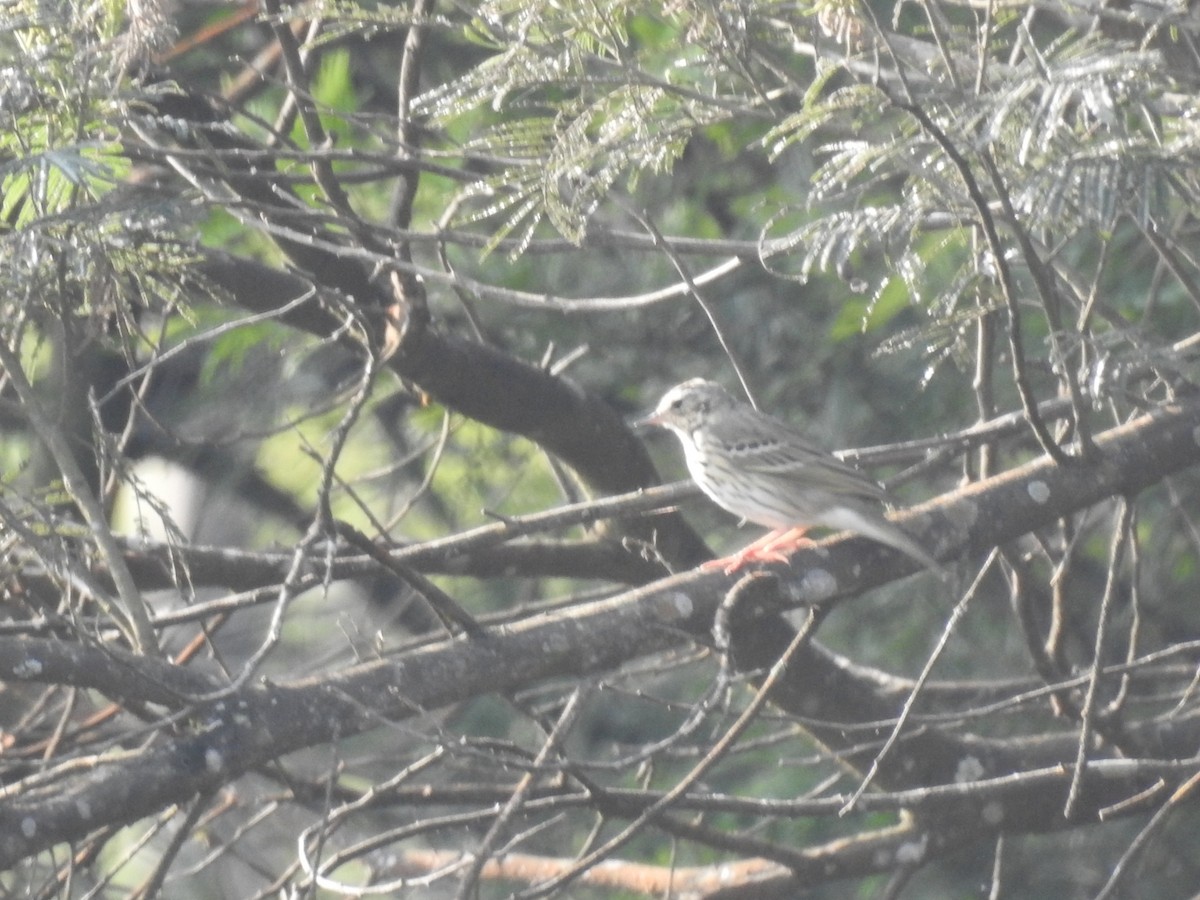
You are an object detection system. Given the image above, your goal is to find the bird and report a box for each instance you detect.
[638,378,940,574]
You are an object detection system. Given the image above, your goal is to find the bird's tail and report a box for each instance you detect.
[825,507,944,575]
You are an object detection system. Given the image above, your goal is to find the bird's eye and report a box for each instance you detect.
[670,399,683,411]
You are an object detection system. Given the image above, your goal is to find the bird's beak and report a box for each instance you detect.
[630,409,663,435]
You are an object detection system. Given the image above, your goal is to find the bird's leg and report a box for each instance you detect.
[756,526,814,557]
[701,526,814,574]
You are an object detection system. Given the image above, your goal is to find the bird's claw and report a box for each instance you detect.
[701,527,815,574]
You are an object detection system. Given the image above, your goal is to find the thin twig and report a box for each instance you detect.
[0,337,158,653]
[524,592,829,897]
[841,549,998,812]
[1094,768,1200,900]
[1063,497,1134,819]
[621,201,759,408]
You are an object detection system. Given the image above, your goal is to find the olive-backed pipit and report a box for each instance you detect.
[640,378,939,573]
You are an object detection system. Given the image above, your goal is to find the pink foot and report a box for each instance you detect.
[700,527,814,574]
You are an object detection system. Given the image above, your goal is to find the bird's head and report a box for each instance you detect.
[635,378,735,435]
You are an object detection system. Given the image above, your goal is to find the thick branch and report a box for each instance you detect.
[3,397,1200,865]
[195,252,711,565]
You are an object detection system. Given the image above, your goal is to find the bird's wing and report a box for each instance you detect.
[747,444,890,502]
[725,417,892,504]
